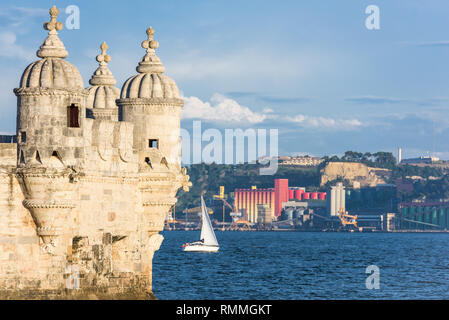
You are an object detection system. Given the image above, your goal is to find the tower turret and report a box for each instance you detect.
[117,27,183,170]
[13,6,83,254]
[14,5,86,169]
[116,28,191,286]
[86,42,120,121]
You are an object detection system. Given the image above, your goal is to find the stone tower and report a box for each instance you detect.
[118,26,183,169]
[116,27,188,283]
[14,5,86,255]
[0,6,191,299]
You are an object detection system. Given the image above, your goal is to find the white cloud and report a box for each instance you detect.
[285,114,362,130]
[262,107,274,113]
[0,6,47,28]
[0,7,49,62]
[0,31,34,60]
[182,93,268,124]
[181,93,363,131]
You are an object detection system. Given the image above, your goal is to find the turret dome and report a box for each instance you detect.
[120,27,180,99]
[20,59,83,89]
[85,42,120,119]
[121,73,180,99]
[18,6,83,90]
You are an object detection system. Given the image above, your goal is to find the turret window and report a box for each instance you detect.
[20,131,26,143]
[149,139,158,149]
[68,104,80,128]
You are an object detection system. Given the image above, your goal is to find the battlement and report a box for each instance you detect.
[0,143,16,167]
[0,136,17,144]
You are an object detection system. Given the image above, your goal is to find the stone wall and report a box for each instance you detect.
[0,143,172,299]
[0,146,41,296]
[0,144,16,166]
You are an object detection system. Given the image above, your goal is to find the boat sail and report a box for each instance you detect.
[183,196,219,252]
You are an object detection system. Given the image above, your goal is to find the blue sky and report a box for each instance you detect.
[0,1,448,160]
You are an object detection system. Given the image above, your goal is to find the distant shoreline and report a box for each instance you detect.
[164,228,449,233]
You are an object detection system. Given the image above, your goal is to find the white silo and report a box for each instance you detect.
[328,182,345,216]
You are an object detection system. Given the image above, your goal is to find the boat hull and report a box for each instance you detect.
[183,245,219,252]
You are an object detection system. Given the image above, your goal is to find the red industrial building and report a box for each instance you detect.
[234,179,326,223]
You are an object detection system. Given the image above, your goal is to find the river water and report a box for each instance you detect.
[152,231,449,299]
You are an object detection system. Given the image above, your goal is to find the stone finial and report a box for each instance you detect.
[180,167,192,192]
[97,42,111,65]
[89,41,116,86]
[141,27,159,52]
[37,6,68,59]
[43,6,63,33]
[136,26,165,74]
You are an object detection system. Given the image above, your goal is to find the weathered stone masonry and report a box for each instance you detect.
[0,6,191,299]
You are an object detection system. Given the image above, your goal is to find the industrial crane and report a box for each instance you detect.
[213,186,242,230]
[339,208,358,230]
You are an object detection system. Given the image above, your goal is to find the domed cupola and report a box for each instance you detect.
[86,42,120,120]
[120,27,180,99]
[18,5,83,90]
[116,27,184,171]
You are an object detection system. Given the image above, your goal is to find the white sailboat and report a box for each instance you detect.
[183,196,219,252]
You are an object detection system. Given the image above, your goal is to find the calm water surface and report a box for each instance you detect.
[153,231,449,299]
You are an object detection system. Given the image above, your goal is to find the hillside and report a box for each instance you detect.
[176,151,448,212]
[176,163,321,211]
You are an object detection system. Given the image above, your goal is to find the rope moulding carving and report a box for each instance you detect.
[79,175,139,184]
[22,199,76,209]
[14,87,88,97]
[142,198,177,207]
[116,98,184,107]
